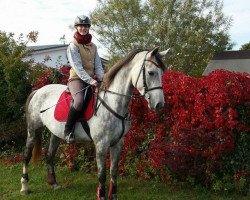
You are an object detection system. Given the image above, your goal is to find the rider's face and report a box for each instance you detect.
[76,24,90,35]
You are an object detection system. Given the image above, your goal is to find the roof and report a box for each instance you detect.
[212,50,250,60]
[27,44,68,52]
[203,50,250,76]
[26,44,109,67]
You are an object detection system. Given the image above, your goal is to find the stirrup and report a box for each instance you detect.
[65,132,75,144]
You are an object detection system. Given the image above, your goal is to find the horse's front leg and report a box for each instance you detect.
[46,134,61,190]
[96,143,109,200]
[108,139,124,200]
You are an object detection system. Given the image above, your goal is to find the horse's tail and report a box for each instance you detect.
[32,132,42,164]
[25,90,42,164]
[25,90,37,125]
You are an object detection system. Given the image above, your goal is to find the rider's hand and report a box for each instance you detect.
[90,79,98,87]
[93,75,99,81]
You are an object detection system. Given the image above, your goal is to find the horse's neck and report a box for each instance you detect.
[104,66,133,114]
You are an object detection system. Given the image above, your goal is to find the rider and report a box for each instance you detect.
[64,15,104,143]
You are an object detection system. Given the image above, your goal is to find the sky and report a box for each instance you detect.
[0,0,249,57]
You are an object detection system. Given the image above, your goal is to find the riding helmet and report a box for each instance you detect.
[74,15,91,27]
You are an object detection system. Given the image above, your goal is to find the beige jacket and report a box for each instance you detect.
[67,38,104,84]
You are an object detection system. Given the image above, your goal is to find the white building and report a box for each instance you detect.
[24,44,108,69]
[24,44,68,68]
[203,50,250,76]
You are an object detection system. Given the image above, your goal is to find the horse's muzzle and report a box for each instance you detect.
[155,102,164,111]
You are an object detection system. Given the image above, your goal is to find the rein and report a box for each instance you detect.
[40,85,91,113]
[100,89,144,98]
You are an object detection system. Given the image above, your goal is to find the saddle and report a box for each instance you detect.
[54,87,95,122]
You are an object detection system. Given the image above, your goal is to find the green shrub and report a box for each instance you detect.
[0,31,38,147]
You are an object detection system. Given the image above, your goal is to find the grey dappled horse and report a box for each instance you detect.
[20,47,170,200]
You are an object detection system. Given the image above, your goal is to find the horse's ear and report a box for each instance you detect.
[148,47,160,58]
[159,48,172,57]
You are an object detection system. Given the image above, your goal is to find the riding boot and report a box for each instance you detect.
[64,106,82,144]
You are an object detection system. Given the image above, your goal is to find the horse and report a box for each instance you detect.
[20,47,170,200]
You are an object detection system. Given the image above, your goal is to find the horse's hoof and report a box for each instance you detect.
[97,184,106,200]
[20,190,30,195]
[109,194,118,200]
[53,183,62,190]
[97,194,105,200]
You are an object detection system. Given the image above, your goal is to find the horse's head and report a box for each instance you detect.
[132,47,171,111]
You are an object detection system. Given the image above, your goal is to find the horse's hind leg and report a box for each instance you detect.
[108,141,123,200]
[20,127,42,195]
[46,134,61,190]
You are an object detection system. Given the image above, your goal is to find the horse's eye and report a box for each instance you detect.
[148,71,154,76]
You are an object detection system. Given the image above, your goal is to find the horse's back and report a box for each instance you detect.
[27,84,67,127]
[36,84,67,95]
[31,84,66,106]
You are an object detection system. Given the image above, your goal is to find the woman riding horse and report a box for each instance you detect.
[65,14,104,143]
[20,38,171,199]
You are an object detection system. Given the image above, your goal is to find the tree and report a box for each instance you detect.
[91,0,233,76]
[0,31,38,145]
[240,41,250,50]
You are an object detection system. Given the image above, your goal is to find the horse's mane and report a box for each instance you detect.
[103,48,165,88]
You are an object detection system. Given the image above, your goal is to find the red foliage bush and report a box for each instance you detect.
[120,69,250,183]
[32,65,69,90]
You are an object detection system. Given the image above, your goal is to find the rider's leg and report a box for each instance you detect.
[64,79,85,143]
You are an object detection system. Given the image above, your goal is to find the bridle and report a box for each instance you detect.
[101,52,163,99]
[97,51,164,146]
[134,52,163,99]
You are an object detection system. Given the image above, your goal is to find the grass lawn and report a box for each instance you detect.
[0,162,249,200]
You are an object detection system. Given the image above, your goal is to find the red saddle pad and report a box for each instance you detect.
[54,91,95,122]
